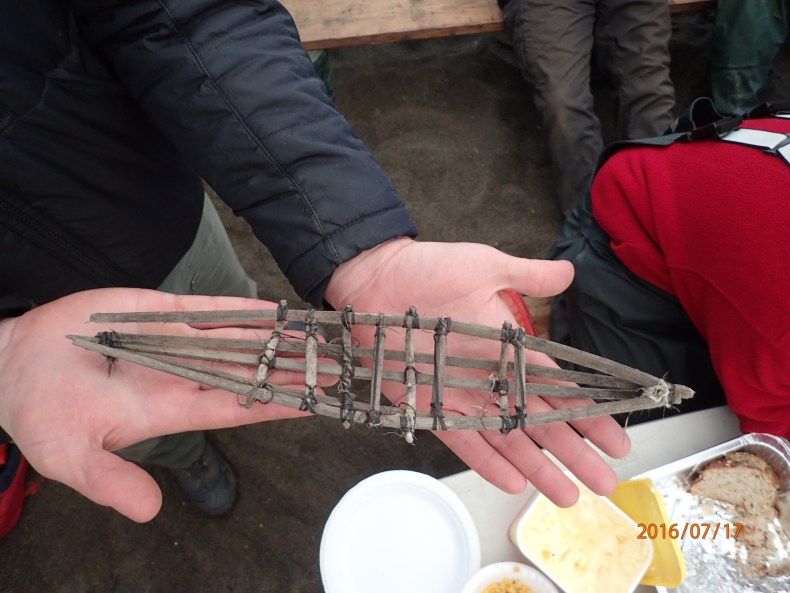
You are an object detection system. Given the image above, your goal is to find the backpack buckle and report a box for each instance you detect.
[766,134,790,155]
[687,116,743,141]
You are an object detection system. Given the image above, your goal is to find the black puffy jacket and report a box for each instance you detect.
[0,0,416,309]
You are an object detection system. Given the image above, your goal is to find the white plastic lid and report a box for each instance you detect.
[320,470,481,593]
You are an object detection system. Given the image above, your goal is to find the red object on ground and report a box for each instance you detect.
[0,444,39,538]
[498,289,536,335]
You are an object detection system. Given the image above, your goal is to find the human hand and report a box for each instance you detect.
[325,238,631,506]
[0,288,318,522]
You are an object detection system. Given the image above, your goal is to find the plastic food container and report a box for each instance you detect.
[462,561,559,593]
[607,478,686,588]
[509,481,653,593]
[635,433,790,592]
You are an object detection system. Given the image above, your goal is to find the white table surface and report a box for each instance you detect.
[440,406,743,592]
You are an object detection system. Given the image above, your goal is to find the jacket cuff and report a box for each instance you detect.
[0,296,35,320]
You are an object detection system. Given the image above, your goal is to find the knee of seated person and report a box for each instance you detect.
[536,83,596,124]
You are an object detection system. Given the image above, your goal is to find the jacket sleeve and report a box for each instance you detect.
[0,296,35,320]
[67,0,417,306]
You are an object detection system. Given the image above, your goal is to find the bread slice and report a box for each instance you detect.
[690,451,779,516]
[690,450,787,575]
[725,451,776,475]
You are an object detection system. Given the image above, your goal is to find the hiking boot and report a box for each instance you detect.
[171,441,237,516]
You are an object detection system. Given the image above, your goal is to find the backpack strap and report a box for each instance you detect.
[707,98,790,165]
[671,96,736,133]
[745,99,790,119]
[595,97,740,172]
[718,127,790,165]
[594,97,790,173]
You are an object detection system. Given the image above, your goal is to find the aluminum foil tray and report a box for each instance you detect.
[635,433,790,593]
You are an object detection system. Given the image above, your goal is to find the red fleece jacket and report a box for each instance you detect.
[592,117,790,438]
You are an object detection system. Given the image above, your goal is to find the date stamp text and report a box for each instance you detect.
[637,522,743,540]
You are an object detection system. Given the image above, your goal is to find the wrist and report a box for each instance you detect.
[325,237,414,309]
[0,297,33,353]
[0,315,16,360]
[0,316,18,443]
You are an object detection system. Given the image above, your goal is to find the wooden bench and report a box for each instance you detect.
[280,0,716,51]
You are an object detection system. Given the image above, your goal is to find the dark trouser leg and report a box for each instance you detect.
[504,0,603,215]
[594,0,675,138]
[548,195,726,424]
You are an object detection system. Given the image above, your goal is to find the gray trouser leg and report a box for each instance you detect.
[505,0,602,215]
[117,194,258,469]
[156,195,258,299]
[504,0,675,214]
[594,0,675,138]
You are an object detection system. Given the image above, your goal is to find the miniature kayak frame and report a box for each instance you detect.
[69,300,693,444]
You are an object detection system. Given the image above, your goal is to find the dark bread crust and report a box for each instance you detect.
[690,451,779,515]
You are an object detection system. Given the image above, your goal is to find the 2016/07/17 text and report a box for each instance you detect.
[637,523,743,540]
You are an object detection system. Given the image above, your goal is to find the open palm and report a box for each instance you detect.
[0,288,308,521]
[325,238,631,506]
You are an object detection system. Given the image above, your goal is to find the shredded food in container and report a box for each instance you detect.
[517,487,651,593]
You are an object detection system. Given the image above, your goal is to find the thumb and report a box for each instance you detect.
[507,258,574,297]
[52,448,164,522]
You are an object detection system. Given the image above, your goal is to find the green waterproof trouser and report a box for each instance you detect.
[712,0,789,115]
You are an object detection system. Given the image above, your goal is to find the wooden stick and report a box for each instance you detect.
[69,335,273,402]
[76,334,643,400]
[338,305,356,428]
[89,308,663,388]
[496,323,514,435]
[90,309,658,386]
[367,316,386,427]
[300,310,319,413]
[513,327,528,429]
[92,332,639,389]
[249,318,285,408]
[69,336,682,431]
[514,330,662,388]
[402,307,418,444]
[431,317,450,430]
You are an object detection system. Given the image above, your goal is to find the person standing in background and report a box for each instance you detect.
[711,0,789,115]
[499,0,676,214]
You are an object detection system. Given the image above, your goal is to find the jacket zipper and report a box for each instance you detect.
[0,196,131,286]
